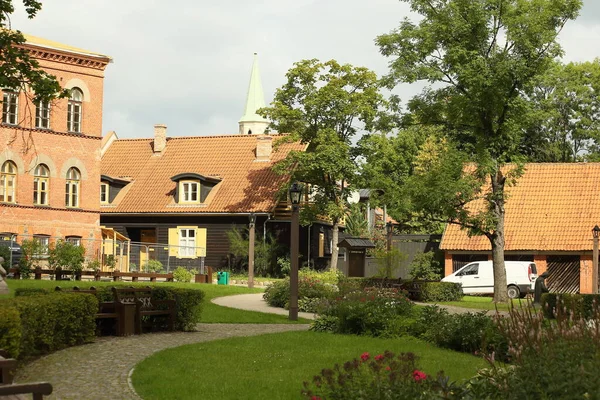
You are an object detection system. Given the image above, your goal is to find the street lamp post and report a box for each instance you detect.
[248,213,256,289]
[593,225,600,294]
[289,182,303,321]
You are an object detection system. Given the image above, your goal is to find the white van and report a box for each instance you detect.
[441,260,538,299]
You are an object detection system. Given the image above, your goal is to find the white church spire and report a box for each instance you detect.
[239,53,269,135]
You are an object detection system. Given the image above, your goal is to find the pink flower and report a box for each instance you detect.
[375,354,384,361]
[360,352,370,361]
[311,396,321,400]
[413,370,427,381]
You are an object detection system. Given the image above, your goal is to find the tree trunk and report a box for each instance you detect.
[330,221,339,270]
[490,170,508,303]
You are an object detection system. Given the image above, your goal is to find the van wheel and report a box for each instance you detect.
[507,285,520,299]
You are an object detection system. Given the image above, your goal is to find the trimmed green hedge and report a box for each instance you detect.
[541,293,600,319]
[0,307,22,358]
[417,282,463,302]
[0,292,97,360]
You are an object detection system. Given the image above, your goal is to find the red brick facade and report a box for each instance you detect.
[0,38,110,243]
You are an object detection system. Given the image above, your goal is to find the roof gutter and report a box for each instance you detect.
[100,212,272,217]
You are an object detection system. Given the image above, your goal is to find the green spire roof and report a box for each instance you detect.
[239,53,268,123]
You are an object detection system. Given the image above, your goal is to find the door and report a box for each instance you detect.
[348,250,365,277]
[455,263,480,293]
[140,229,157,263]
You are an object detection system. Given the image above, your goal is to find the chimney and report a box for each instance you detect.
[255,135,272,162]
[154,124,167,154]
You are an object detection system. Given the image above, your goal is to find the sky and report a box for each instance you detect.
[9,0,600,139]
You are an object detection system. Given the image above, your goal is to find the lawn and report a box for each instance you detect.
[435,295,534,311]
[1,279,310,324]
[132,331,488,400]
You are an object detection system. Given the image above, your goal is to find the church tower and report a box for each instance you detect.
[239,53,269,135]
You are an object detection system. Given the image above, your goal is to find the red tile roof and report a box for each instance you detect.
[101,135,304,214]
[441,163,600,252]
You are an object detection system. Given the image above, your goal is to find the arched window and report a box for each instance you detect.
[65,167,80,207]
[0,161,17,203]
[33,164,50,205]
[67,88,83,133]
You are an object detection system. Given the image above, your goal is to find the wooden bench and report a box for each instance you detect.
[54,287,122,336]
[112,287,175,334]
[0,350,53,400]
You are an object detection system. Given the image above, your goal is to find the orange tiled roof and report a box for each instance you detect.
[441,163,600,252]
[101,135,304,214]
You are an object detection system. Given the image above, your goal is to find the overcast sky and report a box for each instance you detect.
[10,0,600,139]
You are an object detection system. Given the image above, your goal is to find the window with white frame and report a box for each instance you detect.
[35,100,50,129]
[2,91,18,125]
[66,236,82,246]
[100,183,109,204]
[33,164,50,205]
[178,228,196,257]
[180,181,199,203]
[0,161,17,203]
[33,235,49,256]
[65,167,80,207]
[67,88,83,133]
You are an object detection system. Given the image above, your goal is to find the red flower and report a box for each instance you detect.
[375,354,384,361]
[311,396,321,400]
[360,352,370,361]
[385,366,391,371]
[413,370,427,381]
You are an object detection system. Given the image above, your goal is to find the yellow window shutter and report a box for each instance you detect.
[195,228,207,257]
[168,228,178,257]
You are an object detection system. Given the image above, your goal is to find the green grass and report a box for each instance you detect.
[2,279,310,324]
[435,295,534,311]
[132,331,488,400]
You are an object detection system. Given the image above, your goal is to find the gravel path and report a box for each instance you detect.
[14,323,309,400]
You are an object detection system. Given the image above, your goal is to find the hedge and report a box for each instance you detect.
[541,293,600,319]
[417,282,463,302]
[14,284,205,333]
[0,292,97,360]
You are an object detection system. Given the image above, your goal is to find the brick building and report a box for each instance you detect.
[441,163,600,294]
[0,34,111,249]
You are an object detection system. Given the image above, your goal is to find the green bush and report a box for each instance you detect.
[263,276,337,310]
[309,315,339,333]
[0,292,97,359]
[409,251,442,280]
[146,260,164,273]
[541,293,600,319]
[0,307,21,359]
[49,240,85,273]
[0,244,10,268]
[412,306,503,355]
[417,282,463,302]
[14,288,49,297]
[173,266,193,282]
[319,287,413,337]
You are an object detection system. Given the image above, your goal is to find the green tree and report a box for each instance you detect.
[0,1,68,102]
[262,59,387,270]
[226,227,283,277]
[344,203,369,237]
[523,59,600,162]
[377,0,582,301]
[48,240,85,275]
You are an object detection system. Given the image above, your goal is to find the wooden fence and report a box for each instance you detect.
[8,267,214,283]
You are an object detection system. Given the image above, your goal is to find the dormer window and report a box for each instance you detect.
[180,181,199,203]
[100,175,131,206]
[100,182,109,204]
[170,173,221,205]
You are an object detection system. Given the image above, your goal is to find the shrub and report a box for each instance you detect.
[86,259,101,272]
[1,292,97,359]
[173,266,193,282]
[320,287,413,336]
[309,315,339,333]
[146,259,164,273]
[540,293,600,319]
[412,306,502,355]
[0,244,10,268]
[417,282,463,302]
[0,307,21,358]
[151,287,205,331]
[14,288,49,297]
[49,240,85,274]
[263,276,337,309]
[409,251,442,280]
[301,351,465,400]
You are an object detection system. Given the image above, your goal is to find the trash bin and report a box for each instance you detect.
[217,271,230,285]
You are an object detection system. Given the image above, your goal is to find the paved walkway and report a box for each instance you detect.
[211,293,317,320]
